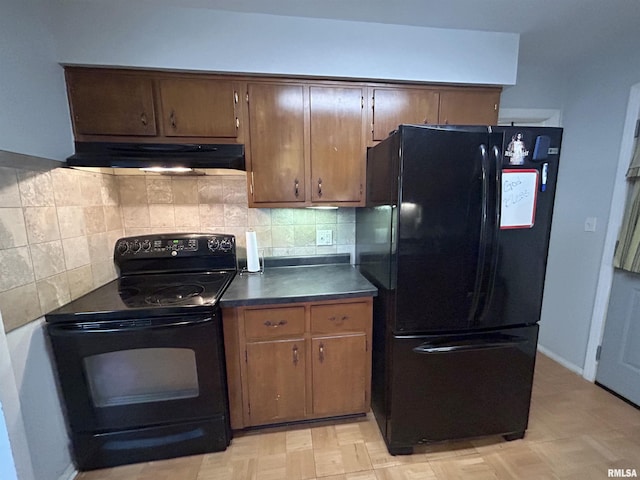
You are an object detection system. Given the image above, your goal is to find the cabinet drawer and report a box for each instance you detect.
[311,302,369,334]
[244,306,305,339]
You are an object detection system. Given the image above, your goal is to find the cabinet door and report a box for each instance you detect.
[158,78,239,138]
[246,339,306,425]
[66,69,157,136]
[312,334,367,416]
[438,89,501,125]
[310,86,365,203]
[372,88,440,141]
[247,83,306,204]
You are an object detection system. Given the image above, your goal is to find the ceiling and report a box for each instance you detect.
[77,0,640,68]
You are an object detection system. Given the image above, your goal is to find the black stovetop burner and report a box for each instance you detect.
[118,271,233,308]
[46,233,237,323]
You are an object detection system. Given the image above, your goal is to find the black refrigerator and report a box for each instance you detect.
[355,124,562,454]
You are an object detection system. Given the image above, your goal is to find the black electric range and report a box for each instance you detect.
[45,233,237,470]
[47,233,237,322]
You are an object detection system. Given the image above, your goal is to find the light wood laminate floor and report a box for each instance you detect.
[76,354,640,479]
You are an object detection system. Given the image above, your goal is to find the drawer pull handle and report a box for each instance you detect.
[264,320,287,328]
[329,315,349,325]
[292,345,299,366]
[318,178,323,197]
[319,343,324,363]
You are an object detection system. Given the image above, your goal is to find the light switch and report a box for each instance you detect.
[584,217,597,232]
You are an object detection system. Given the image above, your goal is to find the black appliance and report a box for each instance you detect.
[45,233,237,470]
[66,141,246,170]
[355,124,562,454]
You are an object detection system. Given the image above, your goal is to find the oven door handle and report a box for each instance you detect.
[47,316,214,334]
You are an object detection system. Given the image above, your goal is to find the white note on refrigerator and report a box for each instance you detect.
[500,169,539,229]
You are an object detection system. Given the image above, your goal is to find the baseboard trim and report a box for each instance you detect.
[57,463,76,480]
[537,345,584,376]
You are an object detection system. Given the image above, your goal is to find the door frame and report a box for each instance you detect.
[583,82,640,381]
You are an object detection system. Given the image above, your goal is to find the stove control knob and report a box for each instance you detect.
[116,241,129,255]
[131,240,141,253]
[219,238,232,251]
[207,238,220,251]
[171,250,178,257]
[141,240,151,251]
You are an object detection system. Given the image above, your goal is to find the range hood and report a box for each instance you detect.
[66,142,245,171]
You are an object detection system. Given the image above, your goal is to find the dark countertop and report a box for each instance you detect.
[219,263,378,307]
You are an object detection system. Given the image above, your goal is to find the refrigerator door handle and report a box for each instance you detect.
[468,144,490,322]
[412,336,528,354]
[477,145,503,318]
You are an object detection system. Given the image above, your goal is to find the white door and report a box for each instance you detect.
[596,269,640,405]
[595,108,640,405]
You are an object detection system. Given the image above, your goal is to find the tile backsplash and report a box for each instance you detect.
[0,160,355,332]
[0,164,123,332]
[116,173,356,259]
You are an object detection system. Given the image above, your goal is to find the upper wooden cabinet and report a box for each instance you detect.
[66,69,157,137]
[369,86,501,143]
[64,67,245,143]
[157,77,240,138]
[371,87,440,141]
[246,82,366,207]
[246,82,306,204]
[438,88,501,126]
[64,67,502,207]
[309,86,366,204]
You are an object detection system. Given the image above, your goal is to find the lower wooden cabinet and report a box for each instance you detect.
[245,339,306,425]
[311,334,367,416]
[222,297,373,429]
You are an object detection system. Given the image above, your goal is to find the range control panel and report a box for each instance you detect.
[114,233,236,258]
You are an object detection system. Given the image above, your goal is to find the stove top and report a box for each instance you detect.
[45,233,237,323]
[118,271,234,308]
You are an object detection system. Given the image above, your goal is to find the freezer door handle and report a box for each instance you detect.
[412,336,528,354]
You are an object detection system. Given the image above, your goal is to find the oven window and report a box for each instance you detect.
[83,348,199,407]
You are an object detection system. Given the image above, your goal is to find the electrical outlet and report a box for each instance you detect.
[316,229,333,246]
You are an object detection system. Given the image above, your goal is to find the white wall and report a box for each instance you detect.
[52,2,518,86]
[0,0,72,161]
[0,402,18,480]
[7,320,73,480]
[536,36,640,371]
[0,316,35,480]
[500,60,566,111]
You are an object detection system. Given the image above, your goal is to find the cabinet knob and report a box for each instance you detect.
[317,178,323,198]
[292,345,299,366]
[140,112,148,126]
[170,110,177,129]
[319,343,325,363]
[294,179,299,198]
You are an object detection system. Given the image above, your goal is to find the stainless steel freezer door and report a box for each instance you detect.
[381,324,538,454]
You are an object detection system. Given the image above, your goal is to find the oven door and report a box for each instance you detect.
[47,313,228,434]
